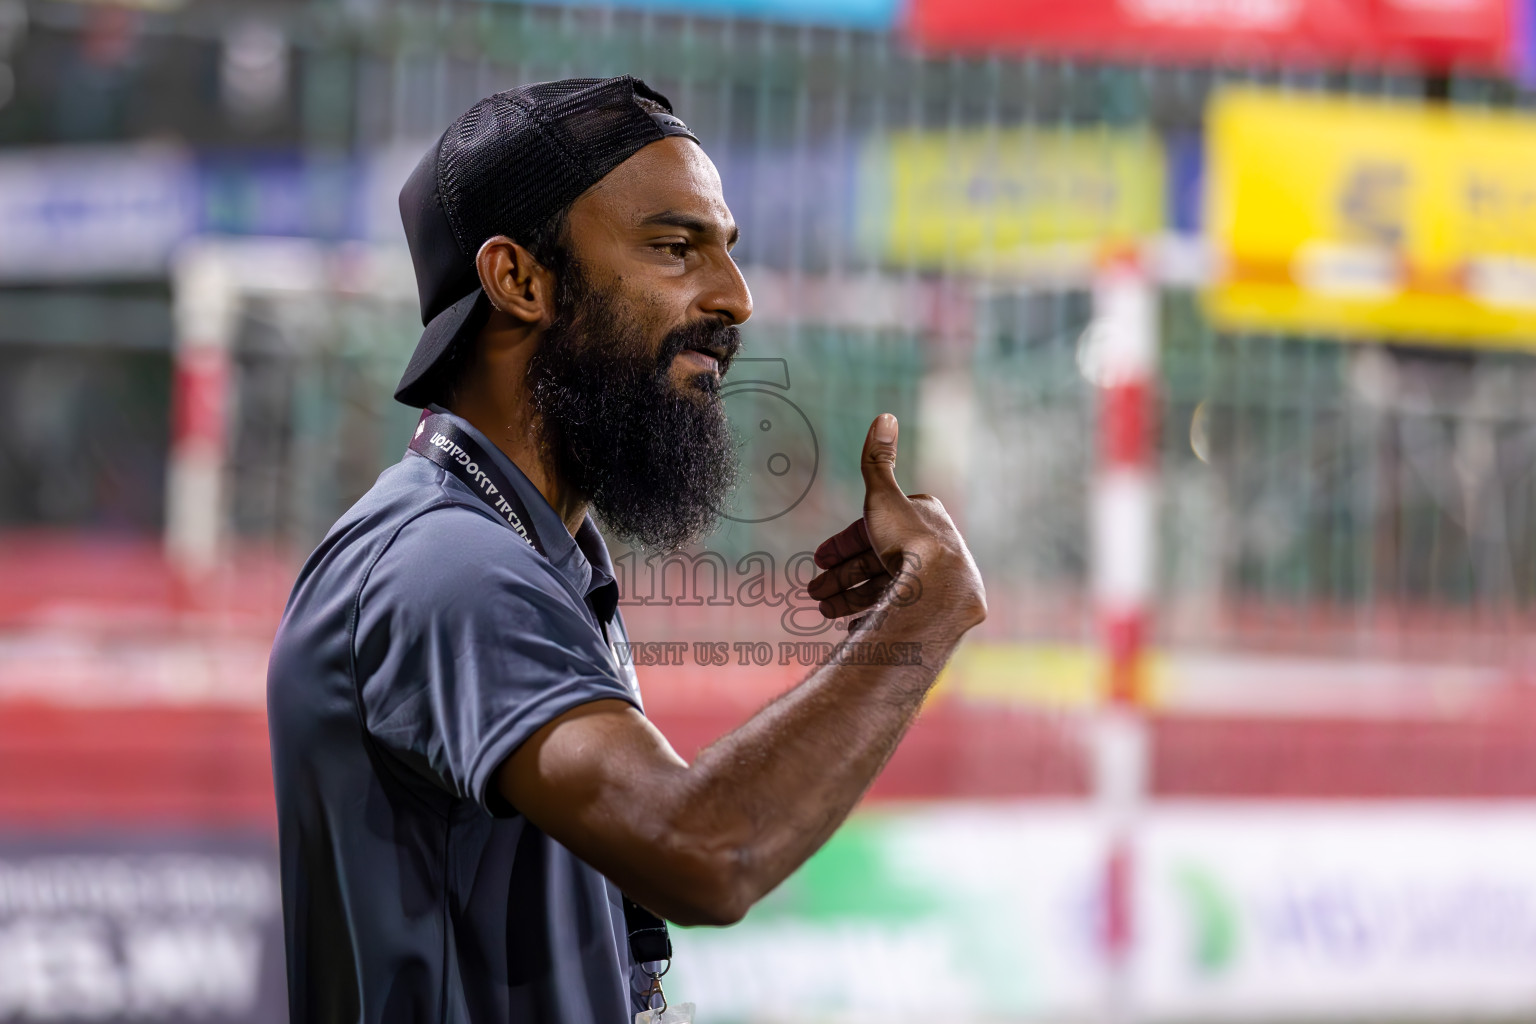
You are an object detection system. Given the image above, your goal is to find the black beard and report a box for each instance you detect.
[527,261,742,552]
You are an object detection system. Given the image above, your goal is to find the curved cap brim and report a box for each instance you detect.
[393,290,490,408]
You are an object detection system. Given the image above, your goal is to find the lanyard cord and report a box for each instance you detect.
[407,410,674,972]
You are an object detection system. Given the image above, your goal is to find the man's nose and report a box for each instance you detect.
[701,255,753,326]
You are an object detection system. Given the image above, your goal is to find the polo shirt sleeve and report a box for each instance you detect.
[353,504,640,815]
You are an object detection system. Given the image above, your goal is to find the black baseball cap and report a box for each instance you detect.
[394,75,700,408]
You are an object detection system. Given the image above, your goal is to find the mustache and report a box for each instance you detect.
[656,318,743,378]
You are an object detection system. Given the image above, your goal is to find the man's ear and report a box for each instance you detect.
[476,235,556,326]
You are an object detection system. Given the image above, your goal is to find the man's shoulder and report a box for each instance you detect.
[366,467,572,609]
[339,456,530,551]
[287,456,536,599]
[383,498,545,579]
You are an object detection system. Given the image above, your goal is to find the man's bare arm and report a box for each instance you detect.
[497,414,986,926]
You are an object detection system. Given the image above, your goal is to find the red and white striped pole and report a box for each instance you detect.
[165,243,237,574]
[1089,247,1156,1024]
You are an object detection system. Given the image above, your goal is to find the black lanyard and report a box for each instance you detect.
[407,410,674,968]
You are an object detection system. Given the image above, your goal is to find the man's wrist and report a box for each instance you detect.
[885,543,985,632]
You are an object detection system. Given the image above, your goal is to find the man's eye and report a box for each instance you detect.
[656,242,690,260]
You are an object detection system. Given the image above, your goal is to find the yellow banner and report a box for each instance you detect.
[1207,88,1536,345]
[863,128,1165,272]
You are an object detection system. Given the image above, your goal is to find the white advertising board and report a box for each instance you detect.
[668,801,1536,1022]
[1139,803,1536,1020]
[0,145,196,280]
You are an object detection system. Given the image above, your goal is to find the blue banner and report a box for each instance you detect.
[198,150,367,240]
[529,0,899,29]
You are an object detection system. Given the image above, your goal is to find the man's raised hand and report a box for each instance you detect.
[807,413,986,630]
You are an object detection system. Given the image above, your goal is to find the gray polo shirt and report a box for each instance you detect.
[267,408,647,1024]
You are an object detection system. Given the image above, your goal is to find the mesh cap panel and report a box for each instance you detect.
[437,76,675,263]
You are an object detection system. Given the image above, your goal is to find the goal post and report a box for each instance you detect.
[165,236,421,572]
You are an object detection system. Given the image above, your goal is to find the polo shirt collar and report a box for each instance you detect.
[426,405,618,619]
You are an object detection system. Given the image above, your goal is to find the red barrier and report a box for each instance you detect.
[0,704,275,828]
[908,0,1516,73]
[7,700,1536,831]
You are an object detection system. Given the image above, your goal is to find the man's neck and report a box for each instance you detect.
[447,398,589,539]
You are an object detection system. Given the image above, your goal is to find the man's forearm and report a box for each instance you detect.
[665,552,977,916]
[501,422,987,927]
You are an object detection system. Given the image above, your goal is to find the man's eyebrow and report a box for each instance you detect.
[638,210,740,246]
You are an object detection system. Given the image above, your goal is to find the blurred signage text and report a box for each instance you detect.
[860,127,1166,273]
[1206,88,1536,345]
[0,836,284,1022]
[0,146,195,281]
[671,802,1536,1022]
[0,146,378,281]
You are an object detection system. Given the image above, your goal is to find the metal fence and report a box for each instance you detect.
[140,2,1535,665]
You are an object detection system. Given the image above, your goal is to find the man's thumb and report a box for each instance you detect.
[861,413,902,501]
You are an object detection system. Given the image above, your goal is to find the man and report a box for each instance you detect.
[267,76,986,1023]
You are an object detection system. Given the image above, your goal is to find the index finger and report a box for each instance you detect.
[814,517,871,569]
